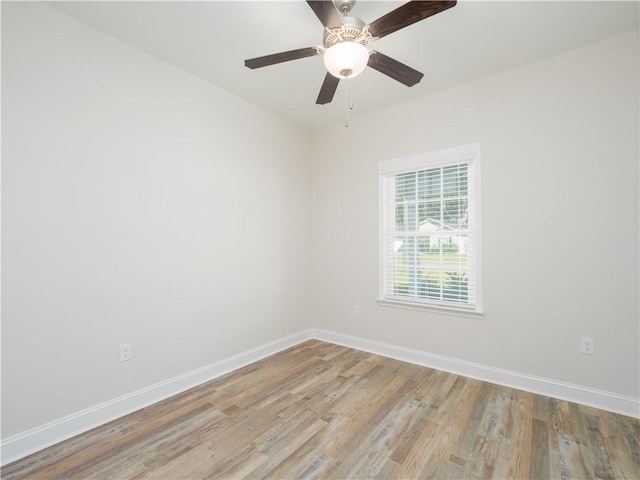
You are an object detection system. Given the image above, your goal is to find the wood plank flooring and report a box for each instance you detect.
[3,340,639,479]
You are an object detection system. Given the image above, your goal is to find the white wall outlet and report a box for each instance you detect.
[119,343,132,362]
[580,337,594,355]
[352,305,360,316]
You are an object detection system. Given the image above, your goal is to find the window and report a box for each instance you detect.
[379,144,482,315]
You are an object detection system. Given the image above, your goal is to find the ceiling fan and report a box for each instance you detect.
[244,0,457,105]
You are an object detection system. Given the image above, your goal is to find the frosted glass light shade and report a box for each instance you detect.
[323,42,369,79]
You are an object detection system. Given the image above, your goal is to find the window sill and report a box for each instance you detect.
[377,298,484,319]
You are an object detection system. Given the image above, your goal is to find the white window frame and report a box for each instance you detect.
[378,143,483,317]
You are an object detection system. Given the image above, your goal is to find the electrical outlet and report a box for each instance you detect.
[580,337,594,355]
[119,343,132,362]
[352,305,360,316]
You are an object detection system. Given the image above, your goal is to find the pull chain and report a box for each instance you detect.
[345,78,353,128]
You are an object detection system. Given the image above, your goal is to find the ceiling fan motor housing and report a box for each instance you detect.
[323,16,371,49]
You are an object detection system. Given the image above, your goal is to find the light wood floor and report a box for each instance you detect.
[3,340,639,479]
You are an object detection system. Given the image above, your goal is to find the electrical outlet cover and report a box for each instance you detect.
[580,337,594,355]
[119,343,132,362]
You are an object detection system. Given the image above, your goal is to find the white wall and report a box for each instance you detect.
[309,30,639,399]
[1,2,311,438]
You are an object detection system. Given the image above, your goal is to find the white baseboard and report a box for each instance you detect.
[0,330,312,466]
[3,328,638,465]
[311,328,640,420]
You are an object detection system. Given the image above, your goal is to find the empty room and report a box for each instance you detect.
[1,1,639,478]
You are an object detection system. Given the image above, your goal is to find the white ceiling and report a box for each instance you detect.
[49,1,639,130]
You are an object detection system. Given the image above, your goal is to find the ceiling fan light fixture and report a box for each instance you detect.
[323,41,369,79]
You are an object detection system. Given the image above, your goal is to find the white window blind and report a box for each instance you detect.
[379,144,482,314]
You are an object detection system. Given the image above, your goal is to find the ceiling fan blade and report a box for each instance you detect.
[316,72,340,105]
[367,1,456,39]
[306,0,343,29]
[367,51,424,87]
[245,47,320,69]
